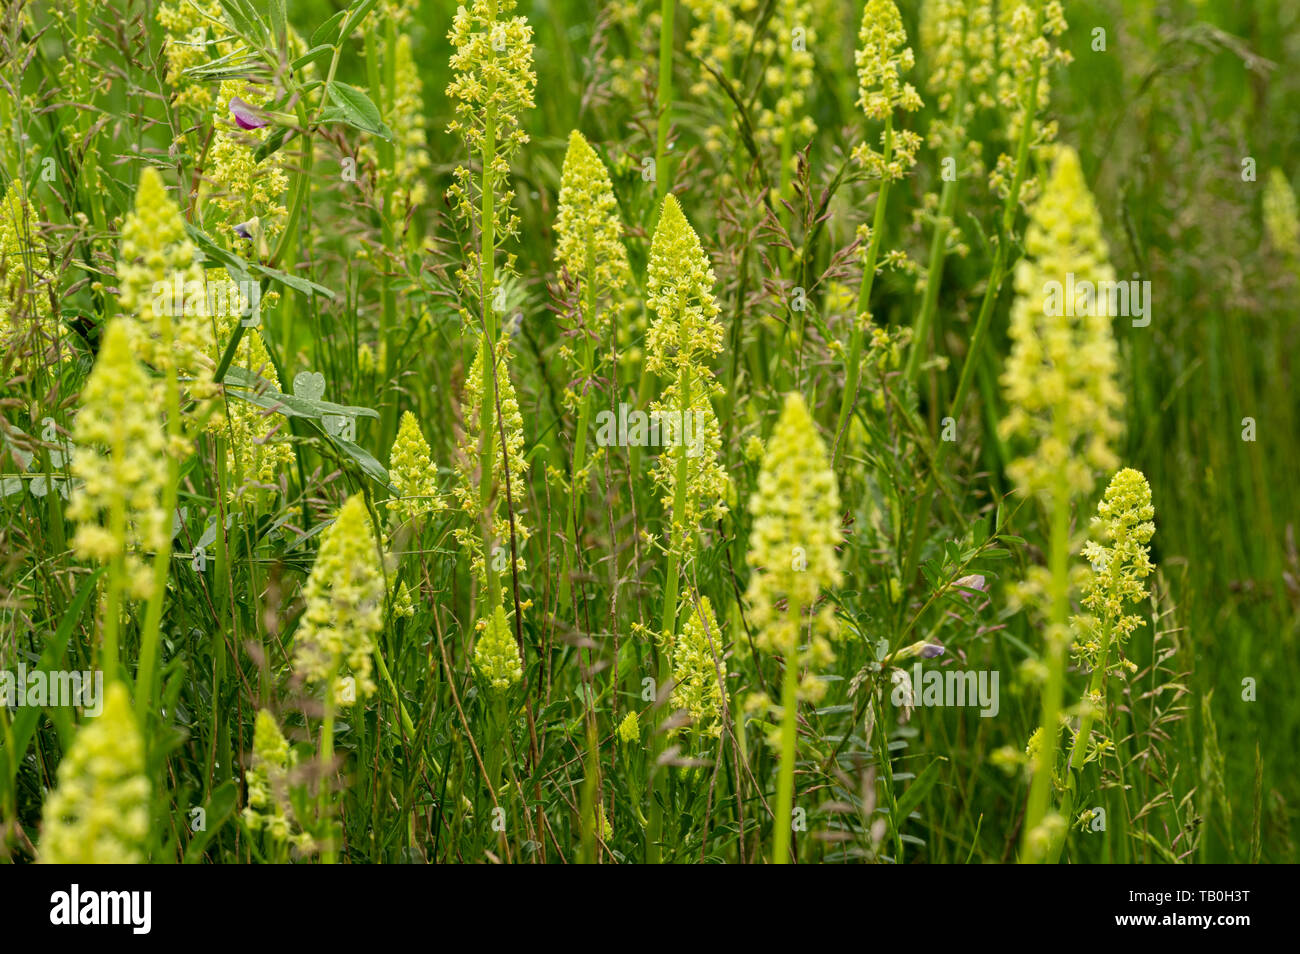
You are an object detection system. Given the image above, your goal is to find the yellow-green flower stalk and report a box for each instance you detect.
[39,684,149,863]
[554,130,631,614]
[0,178,52,349]
[68,320,169,682]
[616,709,641,745]
[473,602,523,692]
[1264,168,1299,262]
[453,334,531,606]
[745,391,843,863]
[999,145,1122,862]
[243,709,316,858]
[446,0,535,623]
[644,193,727,862]
[836,0,923,451]
[388,410,444,528]
[293,494,385,707]
[665,593,728,742]
[1050,468,1155,862]
[115,167,211,387]
[989,0,1070,207]
[999,146,1123,499]
[384,34,433,222]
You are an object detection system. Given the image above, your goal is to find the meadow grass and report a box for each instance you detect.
[0,0,1296,864]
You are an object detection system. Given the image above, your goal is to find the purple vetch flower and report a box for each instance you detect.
[233,218,258,241]
[229,97,269,130]
[920,643,945,659]
[954,574,987,599]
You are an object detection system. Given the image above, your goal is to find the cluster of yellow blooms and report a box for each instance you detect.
[554,131,632,348]
[664,594,728,741]
[388,410,444,528]
[67,321,170,601]
[473,602,523,691]
[0,178,51,349]
[919,0,997,168]
[853,0,924,182]
[998,146,1122,503]
[1073,468,1156,678]
[155,0,233,113]
[990,0,1071,204]
[207,81,289,242]
[39,684,149,863]
[646,194,729,532]
[293,494,386,707]
[745,393,843,714]
[114,168,210,385]
[242,709,316,853]
[445,0,536,311]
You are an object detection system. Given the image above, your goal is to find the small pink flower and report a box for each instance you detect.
[229,97,269,130]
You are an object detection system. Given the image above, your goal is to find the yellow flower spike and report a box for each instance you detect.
[998,146,1123,501]
[388,410,444,527]
[156,1,229,112]
[745,392,844,700]
[853,0,924,181]
[616,709,640,745]
[293,494,386,707]
[68,320,170,601]
[0,178,52,348]
[115,168,214,393]
[555,130,632,341]
[1264,168,1299,260]
[39,684,149,864]
[668,594,728,740]
[242,709,315,853]
[920,0,997,160]
[473,603,523,691]
[1075,468,1156,669]
[646,194,729,530]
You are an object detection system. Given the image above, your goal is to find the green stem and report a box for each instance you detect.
[771,602,802,864]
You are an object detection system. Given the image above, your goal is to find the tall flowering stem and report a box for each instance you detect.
[1050,468,1155,862]
[998,145,1122,862]
[833,0,922,463]
[656,0,676,202]
[643,194,726,861]
[746,393,843,863]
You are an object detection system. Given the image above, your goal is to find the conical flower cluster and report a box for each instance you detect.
[242,709,315,853]
[473,602,523,691]
[554,130,631,346]
[990,0,1070,202]
[646,194,728,531]
[998,146,1123,500]
[389,410,443,528]
[667,594,728,740]
[67,321,170,600]
[156,1,234,112]
[745,393,843,701]
[293,494,386,706]
[115,167,210,384]
[853,0,924,181]
[39,684,150,863]
[1074,468,1156,674]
